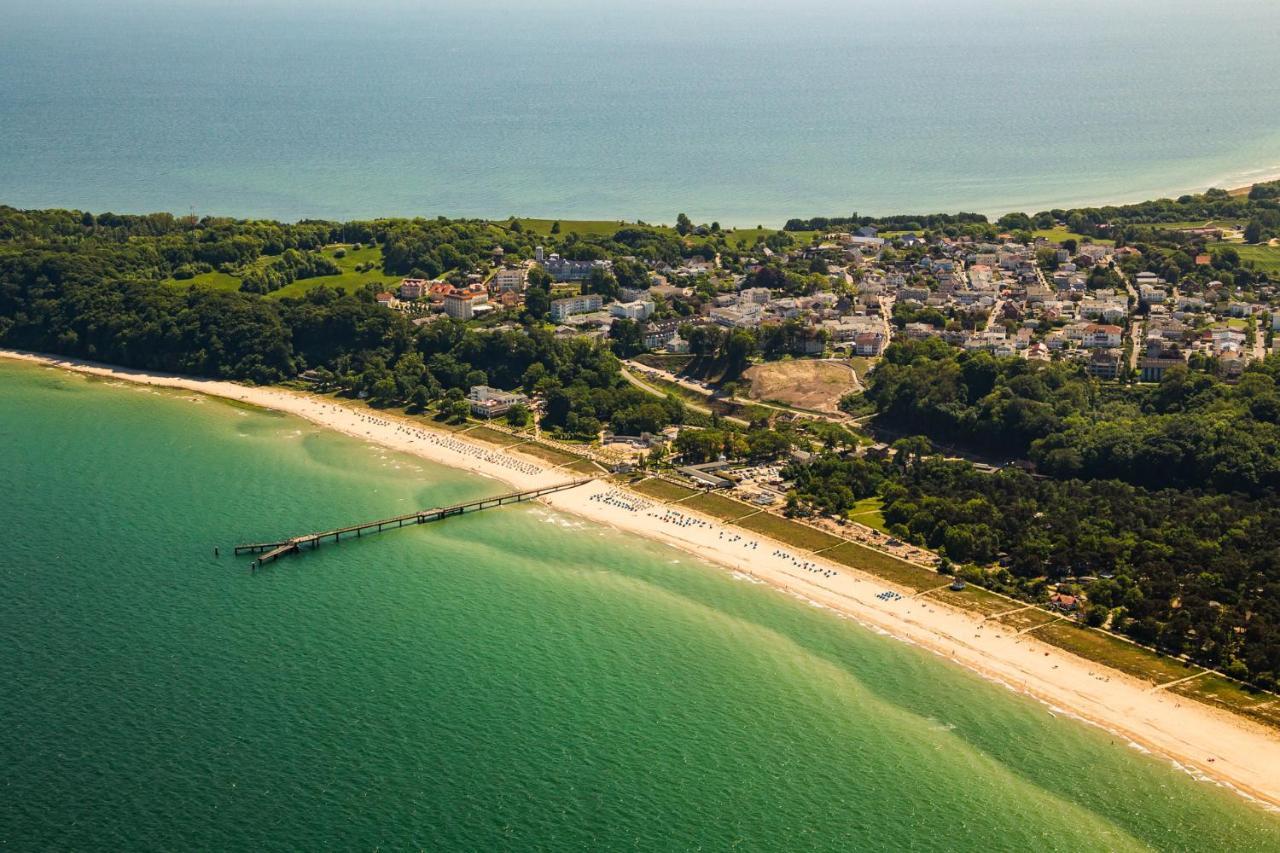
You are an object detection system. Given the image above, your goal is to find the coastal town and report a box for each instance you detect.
[374,219,1277,391]
[11,1,1280,847]
[6,183,1280,817]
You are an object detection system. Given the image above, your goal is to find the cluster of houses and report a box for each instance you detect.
[375,225,1271,384]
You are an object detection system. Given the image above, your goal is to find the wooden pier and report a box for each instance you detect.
[233,478,592,566]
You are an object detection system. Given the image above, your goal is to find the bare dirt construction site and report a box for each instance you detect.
[742,360,861,413]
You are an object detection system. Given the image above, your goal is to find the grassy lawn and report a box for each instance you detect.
[1170,674,1280,731]
[847,356,875,384]
[566,459,604,475]
[924,585,1014,616]
[462,425,524,447]
[682,492,756,521]
[847,496,888,533]
[732,512,844,551]
[722,227,818,248]
[994,607,1061,632]
[511,442,586,467]
[821,541,942,591]
[163,244,401,298]
[1032,227,1114,246]
[1152,220,1246,231]
[267,244,401,299]
[1028,622,1199,684]
[631,477,699,502]
[1231,243,1280,274]
[162,270,242,292]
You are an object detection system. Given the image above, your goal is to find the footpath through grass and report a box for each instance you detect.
[1028,622,1199,684]
[1170,674,1280,730]
[682,492,757,521]
[994,607,1061,632]
[164,244,402,297]
[822,540,942,591]
[847,496,888,533]
[732,512,843,551]
[268,244,402,298]
[462,425,526,447]
[631,478,699,502]
[924,584,1012,616]
[511,442,586,467]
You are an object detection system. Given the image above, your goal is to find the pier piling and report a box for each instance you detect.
[233,478,591,566]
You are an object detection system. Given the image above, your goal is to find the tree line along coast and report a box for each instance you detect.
[3,183,1280,704]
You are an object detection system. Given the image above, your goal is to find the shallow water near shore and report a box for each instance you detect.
[3,359,1279,850]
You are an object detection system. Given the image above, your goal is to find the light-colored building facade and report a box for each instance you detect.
[550,293,604,321]
[467,385,529,418]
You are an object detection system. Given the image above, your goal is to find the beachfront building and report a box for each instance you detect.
[467,385,528,418]
[550,293,603,321]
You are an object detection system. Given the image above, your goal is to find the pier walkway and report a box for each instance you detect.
[234,479,592,566]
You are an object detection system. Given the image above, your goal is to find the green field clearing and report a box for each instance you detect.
[163,244,401,297]
[1230,243,1280,274]
[924,584,1013,616]
[1033,227,1114,246]
[162,270,243,291]
[630,478,699,502]
[994,607,1061,631]
[1151,220,1245,231]
[682,492,756,521]
[724,227,818,248]
[847,496,887,533]
[732,513,843,551]
[822,541,942,590]
[1029,623,1198,684]
[267,244,401,298]
[1169,674,1280,731]
[847,356,875,384]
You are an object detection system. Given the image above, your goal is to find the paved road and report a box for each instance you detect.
[1129,319,1144,371]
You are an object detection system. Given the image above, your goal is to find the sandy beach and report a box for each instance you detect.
[6,348,1280,809]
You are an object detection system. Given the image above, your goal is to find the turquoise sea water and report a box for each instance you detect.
[2,0,1280,225]
[2,359,1279,849]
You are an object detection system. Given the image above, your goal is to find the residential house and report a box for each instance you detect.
[1083,324,1123,348]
